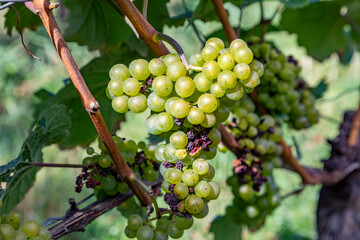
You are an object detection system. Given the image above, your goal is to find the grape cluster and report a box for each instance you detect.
[225,97,283,189]
[76,136,159,198]
[125,213,194,239]
[249,39,318,129]
[225,177,280,230]
[0,205,51,240]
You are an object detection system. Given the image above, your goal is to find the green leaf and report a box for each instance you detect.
[280,1,360,61]
[62,0,132,52]
[4,3,42,36]
[310,79,328,99]
[280,0,310,9]
[0,104,71,213]
[191,0,218,22]
[210,212,242,240]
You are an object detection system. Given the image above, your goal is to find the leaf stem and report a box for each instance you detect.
[32,163,84,168]
[142,0,148,20]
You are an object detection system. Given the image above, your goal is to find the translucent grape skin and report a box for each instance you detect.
[123,78,141,96]
[218,52,235,70]
[147,92,167,112]
[155,112,174,132]
[128,94,147,113]
[109,63,130,80]
[210,83,226,98]
[202,61,221,80]
[163,53,181,66]
[233,63,251,80]
[192,158,209,175]
[194,73,212,92]
[201,113,217,128]
[217,70,237,90]
[148,58,166,76]
[197,94,218,113]
[167,222,184,239]
[166,62,187,81]
[230,39,247,55]
[129,59,150,80]
[136,226,154,240]
[174,182,189,199]
[174,215,194,230]
[156,217,170,232]
[175,76,196,98]
[166,168,182,184]
[152,76,173,97]
[194,180,212,198]
[206,37,225,51]
[146,114,162,135]
[201,45,218,61]
[127,214,143,231]
[185,194,204,215]
[187,107,205,125]
[170,131,188,149]
[108,79,124,96]
[182,169,199,186]
[0,224,15,239]
[112,96,129,113]
[170,99,190,119]
[21,221,40,238]
[234,46,253,64]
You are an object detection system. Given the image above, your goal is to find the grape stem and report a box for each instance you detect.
[26,0,152,207]
[348,102,360,146]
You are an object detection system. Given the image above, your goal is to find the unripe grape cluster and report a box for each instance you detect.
[76,136,159,198]
[0,206,51,240]
[249,39,319,129]
[125,213,195,239]
[226,96,283,189]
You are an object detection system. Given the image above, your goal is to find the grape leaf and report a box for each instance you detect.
[191,0,218,22]
[280,1,360,61]
[4,3,42,36]
[280,0,310,9]
[62,0,132,52]
[210,213,242,240]
[310,79,328,99]
[0,104,71,214]
[34,47,141,148]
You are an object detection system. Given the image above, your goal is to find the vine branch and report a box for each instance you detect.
[29,0,151,207]
[348,102,360,146]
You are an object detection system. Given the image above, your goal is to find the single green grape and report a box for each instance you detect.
[148,58,166,76]
[123,78,141,96]
[187,107,205,125]
[38,226,51,240]
[201,45,218,61]
[163,53,181,66]
[109,64,130,80]
[182,169,199,186]
[129,59,150,80]
[217,70,237,90]
[145,114,162,135]
[192,158,209,175]
[128,93,147,113]
[206,37,225,51]
[86,146,95,155]
[170,99,190,119]
[15,231,28,240]
[174,215,194,230]
[202,61,221,80]
[249,60,264,77]
[98,154,112,168]
[164,97,180,114]
[194,180,211,198]
[208,128,221,146]
[117,182,130,193]
[152,75,173,97]
[124,226,137,238]
[238,184,254,201]
[201,113,216,128]
[241,71,260,88]
[156,217,170,232]
[127,214,143,231]
[234,46,253,64]
[230,39,247,55]
[210,82,226,98]
[185,194,204,215]
[194,73,212,92]
[174,182,189,199]
[233,63,251,80]
[136,226,154,240]
[205,181,221,200]
[112,95,129,113]
[167,168,183,184]
[246,205,259,219]
[108,79,124,96]
[200,164,215,181]
[166,62,187,81]
[170,131,188,149]
[21,221,39,238]
[194,203,209,219]
[197,94,217,113]
[154,230,168,240]
[155,144,167,162]
[143,167,159,182]
[10,212,21,223]
[226,82,244,100]
[175,76,196,98]
[189,52,204,67]
[218,52,235,70]
[167,222,184,239]
[155,112,174,132]
[214,105,230,123]
[147,92,167,112]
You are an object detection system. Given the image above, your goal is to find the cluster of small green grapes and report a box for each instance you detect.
[125,213,194,240]
[0,201,51,240]
[249,39,318,129]
[76,136,159,198]
[225,97,283,189]
[160,158,220,218]
[225,177,280,230]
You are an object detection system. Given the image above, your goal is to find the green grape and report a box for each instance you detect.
[117,182,130,193]
[200,164,215,181]
[218,52,235,70]
[98,154,112,168]
[192,158,209,175]
[194,180,211,198]
[127,214,143,231]
[206,37,225,51]
[29,237,43,240]
[106,87,114,100]
[182,169,199,186]
[174,215,194,230]
[113,135,126,151]
[201,45,218,61]
[194,73,213,92]
[147,92,167,112]
[189,52,204,67]
[154,230,169,240]
[86,146,95,155]
[219,48,230,54]
[246,205,259,219]
[108,79,124,96]
[174,182,189,199]
[170,99,190,119]
[230,39,247,55]
[10,212,21,223]
[201,113,216,128]
[164,145,179,163]
[167,222,184,239]
[233,63,251,80]
[123,78,141,96]
[187,107,205,125]
[21,221,39,238]
[82,156,97,166]
[226,82,244,100]
[202,61,221,80]
[238,184,254,201]
[170,131,188,149]
[143,167,159,182]
[148,58,166,76]
[128,94,147,113]
[175,76,196,98]
[136,226,154,240]
[109,64,130,80]
[129,59,150,80]
[166,62,187,81]
[156,217,170,232]
[185,194,204,215]
[1,214,11,223]
[155,144,167,162]
[210,83,226,98]
[164,97,179,114]
[194,203,209,219]
[234,46,253,64]
[249,60,264,77]
[0,224,15,239]
[15,231,28,240]
[163,53,181,66]
[161,181,171,193]
[102,175,116,191]
[259,115,275,131]
[242,71,260,88]
[152,76,173,97]
[214,105,230,123]
[206,181,221,200]
[124,226,137,238]
[167,168,182,184]
[38,226,51,240]
[197,94,217,113]
[112,95,129,113]
[146,114,162,135]
[208,128,221,146]
[217,70,237,90]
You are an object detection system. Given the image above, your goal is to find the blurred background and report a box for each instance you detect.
[0,0,359,239]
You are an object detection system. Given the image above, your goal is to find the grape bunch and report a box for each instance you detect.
[249,39,319,129]
[0,203,51,240]
[125,213,194,239]
[76,136,159,198]
[225,97,283,189]
[225,177,280,230]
